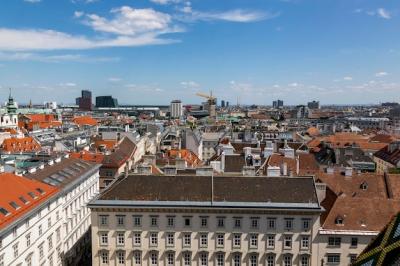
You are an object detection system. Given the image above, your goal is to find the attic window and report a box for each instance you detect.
[19,196,29,204]
[9,201,20,210]
[28,192,37,199]
[36,188,45,195]
[0,207,10,216]
[360,182,368,190]
[335,216,344,225]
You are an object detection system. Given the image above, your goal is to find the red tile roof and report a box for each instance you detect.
[73,116,97,126]
[69,151,105,163]
[1,137,41,153]
[0,173,59,230]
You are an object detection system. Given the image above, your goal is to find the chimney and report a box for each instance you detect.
[242,166,256,176]
[296,155,300,175]
[175,158,187,170]
[196,166,214,176]
[142,154,156,165]
[345,167,353,177]
[243,147,252,158]
[281,162,288,176]
[267,166,281,177]
[264,141,274,158]
[137,164,152,175]
[163,166,177,175]
[220,152,226,172]
[315,182,327,203]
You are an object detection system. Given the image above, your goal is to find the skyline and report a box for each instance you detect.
[0,0,399,105]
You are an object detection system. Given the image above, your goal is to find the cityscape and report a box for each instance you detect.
[1,1,400,266]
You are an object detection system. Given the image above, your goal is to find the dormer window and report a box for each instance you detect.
[335,216,344,225]
[9,201,20,210]
[0,207,10,216]
[360,182,368,190]
[19,196,29,204]
[36,188,45,195]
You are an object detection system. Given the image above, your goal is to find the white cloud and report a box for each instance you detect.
[343,76,353,81]
[108,77,122,82]
[377,8,391,19]
[74,11,84,18]
[150,0,182,5]
[0,51,119,62]
[375,71,388,77]
[59,82,77,87]
[180,9,277,23]
[24,0,41,3]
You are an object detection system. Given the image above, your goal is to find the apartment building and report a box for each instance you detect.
[89,174,323,266]
[0,155,101,266]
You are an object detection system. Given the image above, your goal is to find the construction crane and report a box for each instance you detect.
[196,91,217,118]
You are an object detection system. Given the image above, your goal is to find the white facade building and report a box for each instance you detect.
[170,100,183,119]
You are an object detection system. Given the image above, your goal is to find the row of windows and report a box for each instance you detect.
[99,215,312,231]
[327,236,358,248]
[99,251,310,266]
[99,231,310,250]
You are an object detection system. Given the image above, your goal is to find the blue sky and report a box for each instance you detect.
[0,0,398,105]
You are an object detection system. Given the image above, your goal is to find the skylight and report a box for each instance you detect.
[0,207,10,216]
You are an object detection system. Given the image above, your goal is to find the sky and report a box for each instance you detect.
[0,0,398,105]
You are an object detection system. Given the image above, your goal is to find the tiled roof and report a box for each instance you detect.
[102,137,136,168]
[374,146,400,166]
[26,157,99,188]
[69,151,105,163]
[321,196,400,231]
[0,173,59,230]
[73,116,97,126]
[98,175,320,206]
[1,137,41,153]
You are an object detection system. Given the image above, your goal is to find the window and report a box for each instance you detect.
[133,216,142,227]
[200,253,208,266]
[48,234,53,250]
[150,232,158,246]
[167,216,175,227]
[39,242,44,259]
[48,217,52,228]
[56,227,61,242]
[233,234,241,248]
[133,252,141,265]
[26,255,32,266]
[100,232,108,245]
[250,254,257,266]
[9,201,20,210]
[216,253,224,266]
[301,256,309,266]
[217,217,225,228]
[250,217,259,229]
[26,233,31,247]
[233,254,241,266]
[183,233,191,247]
[184,217,191,227]
[351,237,358,247]
[234,218,242,228]
[266,255,275,266]
[13,243,19,258]
[99,215,108,226]
[167,253,174,266]
[133,232,141,246]
[301,236,309,249]
[267,235,275,248]
[183,253,191,266]
[117,232,125,246]
[283,255,292,266]
[328,237,341,247]
[117,251,125,265]
[350,254,357,264]
[150,252,158,266]
[302,219,311,230]
[100,251,108,264]
[116,215,125,226]
[0,254,3,266]
[335,216,343,225]
[327,254,340,264]
[200,233,208,247]
[284,218,294,230]
[13,227,17,237]
[216,234,224,247]
[267,218,276,229]
[250,234,258,248]
[0,208,9,216]
[284,235,292,249]
[166,232,174,246]
[201,217,208,228]
[151,216,158,227]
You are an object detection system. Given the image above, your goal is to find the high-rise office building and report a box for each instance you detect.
[307,100,320,109]
[221,100,226,108]
[170,100,183,118]
[76,90,92,111]
[272,99,284,109]
[96,96,118,108]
